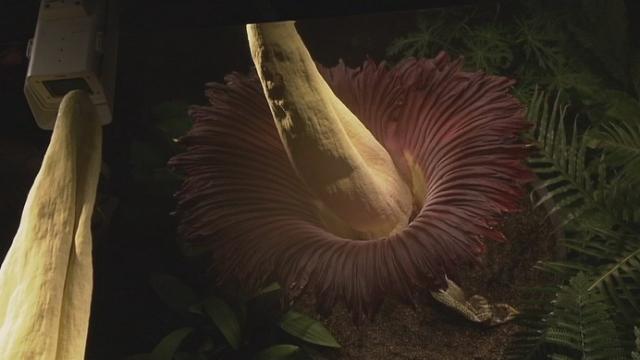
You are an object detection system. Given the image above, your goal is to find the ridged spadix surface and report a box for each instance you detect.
[247,22,413,238]
[171,22,532,319]
[0,90,101,359]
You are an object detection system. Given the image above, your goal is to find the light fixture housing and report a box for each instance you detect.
[24,0,117,129]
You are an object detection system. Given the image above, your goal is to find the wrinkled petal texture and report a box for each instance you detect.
[170,52,532,319]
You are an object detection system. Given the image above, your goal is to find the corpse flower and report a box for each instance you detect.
[170,22,531,322]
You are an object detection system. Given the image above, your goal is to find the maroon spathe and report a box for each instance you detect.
[170,52,533,320]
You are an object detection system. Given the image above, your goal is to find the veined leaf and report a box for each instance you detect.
[593,118,640,185]
[151,327,194,360]
[203,296,242,350]
[279,311,340,348]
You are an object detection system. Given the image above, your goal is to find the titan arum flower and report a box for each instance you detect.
[171,22,532,323]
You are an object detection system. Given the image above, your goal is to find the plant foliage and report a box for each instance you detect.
[128,276,339,360]
[388,1,640,357]
[504,89,640,359]
[526,89,599,226]
[386,0,639,105]
[542,273,623,359]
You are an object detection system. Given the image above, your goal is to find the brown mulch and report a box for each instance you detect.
[296,200,558,360]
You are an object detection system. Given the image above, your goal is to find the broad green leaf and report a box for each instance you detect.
[255,344,300,360]
[150,327,194,360]
[149,274,199,312]
[279,311,340,348]
[203,296,242,350]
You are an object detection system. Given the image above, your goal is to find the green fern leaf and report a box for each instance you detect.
[601,178,640,223]
[545,235,640,324]
[587,242,640,323]
[592,118,640,185]
[544,273,625,359]
[506,273,626,359]
[527,89,602,226]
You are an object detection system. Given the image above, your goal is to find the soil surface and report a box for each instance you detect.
[296,200,557,360]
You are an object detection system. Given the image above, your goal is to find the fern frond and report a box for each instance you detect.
[527,89,604,226]
[535,259,592,277]
[504,295,555,360]
[541,235,640,324]
[504,327,549,360]
[592,119,640,185]
[506,273,626,360]
[544,273,625,359]
[538,60,605,104]
[587,242,640,323]
[601,177,640,223]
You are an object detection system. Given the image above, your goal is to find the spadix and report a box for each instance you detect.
[248,22,413,239]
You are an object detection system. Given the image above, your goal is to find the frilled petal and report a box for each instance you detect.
[170,53,532,320]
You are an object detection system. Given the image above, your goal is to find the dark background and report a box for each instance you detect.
[0,1,476,358]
